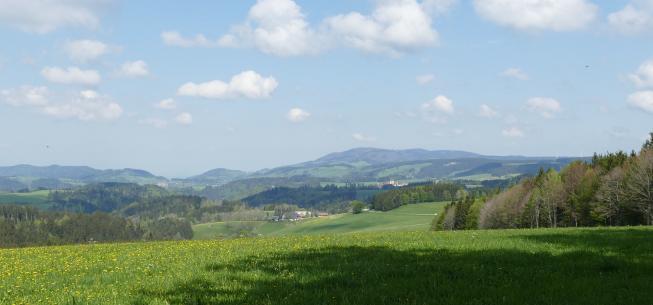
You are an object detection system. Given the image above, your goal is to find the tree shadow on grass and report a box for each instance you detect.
[515,227,653,256]
[134,249,653,303]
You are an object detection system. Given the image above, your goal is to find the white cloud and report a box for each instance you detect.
[352,133,376,142]
[325,0,438,56]
[628,91,653,114]
[422,95,454,114]
[2,86,122,121]
[217,0,319,57]
[139,118,168,128]
[161,31,219,48]
[629,59,653,88]
[416,74,435,85]
[41,66,101,86]
[0,0,109,33]
[526,97,561,118]
[175,112,193,125]
[502,127,524,138]
[64,40,108,62]
[473,0,597,31]
[1,86,50,107]
[155,98,176,110]
[287,107,311,122]
[178,70,278,100]
[608,2,653,34]
[210,0,443,57]
[501,68,529,80]
[421,95,454,123]
[119,60,149,77]
[479,104,499,118]
[41,90,122,121]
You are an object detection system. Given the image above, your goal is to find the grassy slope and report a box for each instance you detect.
[2,227,652,304]
[193,201,446,239]
[0,190,52,209]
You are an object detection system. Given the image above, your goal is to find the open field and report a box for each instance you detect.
[193,201,446,239]
[1,227,652,304]
[0,190,51,209]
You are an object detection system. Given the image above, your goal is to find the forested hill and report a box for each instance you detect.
[0,165,167,191]
[433,133,653,231]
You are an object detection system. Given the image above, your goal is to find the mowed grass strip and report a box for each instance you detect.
[1,227,652,305]
[193,201,447,239]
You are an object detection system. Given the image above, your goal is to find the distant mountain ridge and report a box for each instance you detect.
[0,148,589,192]
[310,148,482,165]
[0,165,167,191]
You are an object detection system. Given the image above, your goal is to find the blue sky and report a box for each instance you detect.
[1,0,652,177]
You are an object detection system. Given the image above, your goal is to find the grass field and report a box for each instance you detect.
[193,202,446,239]
[0,190,52,209]
[1,227,652,304]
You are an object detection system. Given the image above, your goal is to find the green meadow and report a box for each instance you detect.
[0,190,52,209]
[193,201,446,239]
[1,227,652,304]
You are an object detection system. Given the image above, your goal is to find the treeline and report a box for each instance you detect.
[0,205,192,248]
[433,195,484,230]
[434,134,653,230]
[48,183,250,223]
[242,184,381,213]
[371,182,472,211]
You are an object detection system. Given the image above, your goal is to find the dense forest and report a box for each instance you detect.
[370,182,488,211]
[242,184,382,212]
[48,183,256,223]
[434,134,653,231]
[0,205,192,248]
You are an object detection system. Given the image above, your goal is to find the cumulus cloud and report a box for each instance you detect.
[526,97,561,118]
[628,91,653,114]
[608,2,653,34]
[42,90,122,121]
[352,133,377,142]
[416,74,435,85]
[119,60,149,77]
[64,40,108,62]
[0,0,109,33]
[161,31,219,48]
[629,59,653,88]
[423,95,454,113]
[0,86,50,107]
[217,0,319,56]
[178,70,278,100]
[139,117,168,128]
[2,86,122,121]
[501,68,529,80]
[155,98,176,110]
[175,0,445,57]
[502,127,525,138]
[175,112,193,125]
[473,0,597,31]
[325,0,439,56]
[421,95,454,123]
[479,104,499,118]
[287,107,311,122]
[41,66,101,85]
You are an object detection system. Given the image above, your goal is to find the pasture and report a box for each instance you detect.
[0,190,51,209]
[1,227,652,304]
[193,201,446,239]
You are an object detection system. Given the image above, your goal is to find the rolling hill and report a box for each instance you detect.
[193,201,447,239]
[0,148,588,194]
[0,165,167,191]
